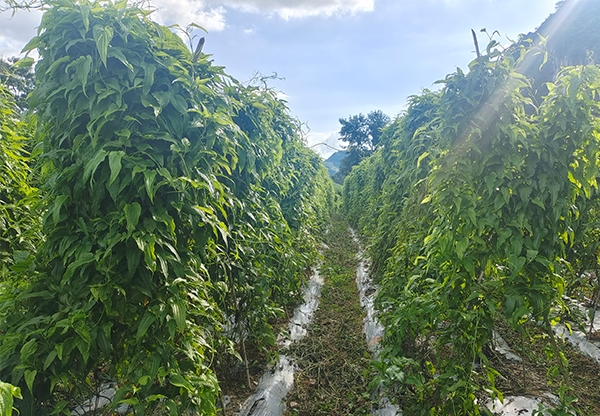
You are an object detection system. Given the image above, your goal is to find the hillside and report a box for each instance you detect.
[323,150,346,176]
[517,0,600,98]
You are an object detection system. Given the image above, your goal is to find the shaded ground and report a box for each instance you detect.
[216,341,268,415]
[216,304,297,414]
[284,215,375,416]
[493,318,600,415]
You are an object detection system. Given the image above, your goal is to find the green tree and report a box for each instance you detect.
[0,57,35,113]
[334,110,389,183]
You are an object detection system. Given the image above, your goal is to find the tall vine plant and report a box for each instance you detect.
[0,83,40,283]
[0,0,333,414]
[0,79,35,416]
[344,42,600,414]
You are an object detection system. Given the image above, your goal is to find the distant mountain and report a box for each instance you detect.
[516,0,600,98]
[324,150,347,176]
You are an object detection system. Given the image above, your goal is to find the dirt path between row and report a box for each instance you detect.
[283,215,375,416]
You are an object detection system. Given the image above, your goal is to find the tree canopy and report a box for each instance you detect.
[333,110,389,183]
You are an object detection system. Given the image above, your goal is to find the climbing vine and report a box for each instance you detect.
[0,1,333,414]
[344,41,600,414]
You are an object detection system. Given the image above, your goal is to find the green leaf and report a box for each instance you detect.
[467,208,477,226]
[0,381,21,416]
[93,25,114,68]
[166,399,179,416]
[142,237,157,271]
[416,151,429,168]
[509,256,526,277]
[80,4,90,31]
[189,23,207,32]
[43,350,58,370]
[20,339,37,363]
[531,197,545,210]
[456,237,469,259]
[14,57,34,69]
[24,369,37,393]
[511,305,531,325]
[83,149,108,184]
[539,50,548,71]
[21,36,40,54]
[124,203,142,234]
[169,374,193,391]
[150,354,161,379]
[171,298,186,332]
[107,47,133,71]
[143,65,156,96]
[0,383,12,416]
[108,151,125,185]
[170,94,188,114]
[55,344,64,362]
[144,170,157,202]
[119,398,140,405]
[136,311,156,340]
[67,55,92,94]
[526,249,538,264]
[62,252,95,282]
[52,194,69,225]
[147,394,167,402]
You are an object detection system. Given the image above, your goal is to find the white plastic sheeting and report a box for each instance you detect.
[485,332,561,414]
[355,253,386,354]
[554,299,600,365]
[371,397,402,416]
[281,270,324,347]
[236,356,295,416]
[493,330,523,363]
[555,323,600,365]
[486,395,553,415]
[233,241,600,416]
[70,383,129,415]
[355,255,401,416]
[350,230,402,416]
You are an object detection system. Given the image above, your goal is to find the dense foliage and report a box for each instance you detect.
[343,40,600,414]
[0,84,39,282]
[0,82,35,416]
[333,110,389,183]
[0,57,35,112]
[0,1,333,414]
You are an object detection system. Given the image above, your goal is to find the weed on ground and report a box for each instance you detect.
[284,215,375,416]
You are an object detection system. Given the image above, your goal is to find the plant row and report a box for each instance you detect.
[0,1,333,414]
[343,40,600,414]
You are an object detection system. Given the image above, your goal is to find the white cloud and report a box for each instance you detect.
[0,0,374,58]
[306,130,342,158]
[0,2,225,59]
[150,0,227,32]
[205,0,374,19]
[0,9,42,57]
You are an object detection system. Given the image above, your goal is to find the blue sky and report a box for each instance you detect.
[0,0,558,157]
